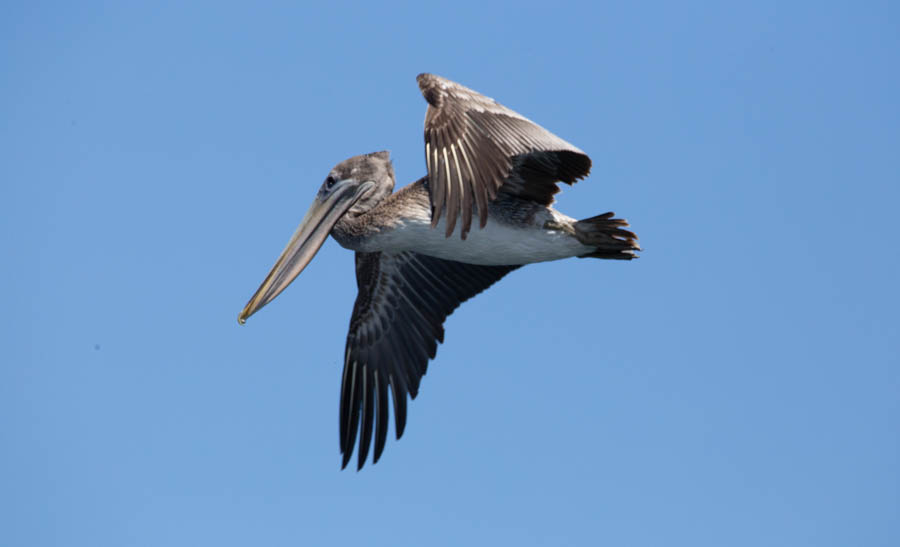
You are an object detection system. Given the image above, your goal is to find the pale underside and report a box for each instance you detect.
[334,189,595,266]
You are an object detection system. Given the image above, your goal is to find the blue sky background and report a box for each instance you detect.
[3,2,899,546]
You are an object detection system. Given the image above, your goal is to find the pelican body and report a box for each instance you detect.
[239,74,640,470]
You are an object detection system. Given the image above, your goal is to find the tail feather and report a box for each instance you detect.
[574,212,640,260]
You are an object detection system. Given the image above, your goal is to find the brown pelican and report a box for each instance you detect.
[239,74,640,470]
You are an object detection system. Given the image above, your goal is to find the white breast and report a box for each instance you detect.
[364,209,591,266]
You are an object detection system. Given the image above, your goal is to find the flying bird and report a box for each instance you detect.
[239,73,640,470]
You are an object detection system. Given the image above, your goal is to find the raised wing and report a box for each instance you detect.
[340,250,518,470]
[418,73,592,239]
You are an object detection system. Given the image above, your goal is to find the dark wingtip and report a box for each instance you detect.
[391,383,407,440]
[557,150,593,183]
[373,375,389,464]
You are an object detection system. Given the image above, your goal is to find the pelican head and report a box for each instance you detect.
[238,151,395,324]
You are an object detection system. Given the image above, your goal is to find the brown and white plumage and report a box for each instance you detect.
[238,73,640,470]
[419,73,592,238]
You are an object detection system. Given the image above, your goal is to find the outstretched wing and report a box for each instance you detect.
[418,73,592,239]
[340,250,518,470]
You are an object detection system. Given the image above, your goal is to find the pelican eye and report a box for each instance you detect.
[325,175,337,190]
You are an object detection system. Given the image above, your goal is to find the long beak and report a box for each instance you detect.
[238,182,372,324]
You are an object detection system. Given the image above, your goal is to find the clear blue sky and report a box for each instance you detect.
[3,2,898,546]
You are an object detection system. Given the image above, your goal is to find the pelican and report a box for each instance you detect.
[239,74,640,470]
